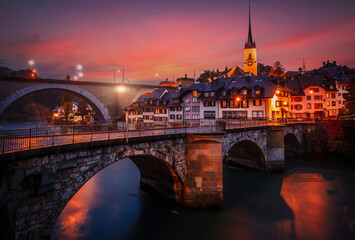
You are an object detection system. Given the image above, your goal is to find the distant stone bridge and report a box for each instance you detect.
[0,77,164,122]
[0,123,314,239]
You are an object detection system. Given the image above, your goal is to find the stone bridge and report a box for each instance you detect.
[0,77,165,123]
[0,123,314,239]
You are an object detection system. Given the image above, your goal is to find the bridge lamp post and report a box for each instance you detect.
[117,81,130,143]
[114,64,127,84]
[235,95,247,130]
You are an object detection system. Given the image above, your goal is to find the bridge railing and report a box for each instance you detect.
[0,118,314,155]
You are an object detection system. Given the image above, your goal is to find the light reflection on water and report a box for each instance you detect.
[51,158,355,240]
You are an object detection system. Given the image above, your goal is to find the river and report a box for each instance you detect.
[51,158,355,240]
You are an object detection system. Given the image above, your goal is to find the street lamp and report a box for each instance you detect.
[114,64,127,83]
[117,79,130,142]
[235,95,247,130]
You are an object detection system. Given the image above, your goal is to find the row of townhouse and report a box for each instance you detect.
[126,61,352,125]
[284,61,351,118]
[126,75,293,126]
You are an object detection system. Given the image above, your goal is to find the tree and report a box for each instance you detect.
[196,70,217,83]
[270,61,285,77]
[257,63,271,76]
[61,91,73,121]
[77,98,89,120]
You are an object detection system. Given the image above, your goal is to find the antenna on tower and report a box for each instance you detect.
[302,58,307,72]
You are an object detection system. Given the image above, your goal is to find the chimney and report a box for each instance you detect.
[333,61,336,65]
[327,60,329,64]
[323,62,326,67]
[298,67,302,74]
[185,74,187,79]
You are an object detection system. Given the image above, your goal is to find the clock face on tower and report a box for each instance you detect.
[247,60,254,66]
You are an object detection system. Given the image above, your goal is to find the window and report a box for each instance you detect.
[342,85,345,90]
[170,114,175,119]
[222,111,238,119]
[221,101,227,108]
[294,97,302,102]
[314,95,322,100]
[192,106,200,112]
[331,93,336,98]
[242,100,249,108]
[326,101,330,106]
[252,111,264,118]
[255,90,260,95]
[236,111,247,118]
[192,90,197,96]
[204,111,216,119]
[314,103,323,109]
[155,109,160,114]
[203,101,215,107]
[343,101,346,105]
[204,92,209,97]
[192,98,198,103]
[177,114,182,119]
[210,92,215,97]
[170,107,175,111]
[253,100,261,106]
[185,98,191,103]
[192,114,200,119]
[314,88,319,92]
[332,109,337,114]
[326,93,330,98]
[185,114,190,119]
[185,106,190,112]
[332,101,336,106]
[330,85,334,89]
[242,89,247,95]
[295,105,302,110]
[338,93,341,96]
[276,101,281,107]
[307,103,311,109]
[307,96,311,100]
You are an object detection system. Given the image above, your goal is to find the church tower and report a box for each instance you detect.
[244,1,257,76]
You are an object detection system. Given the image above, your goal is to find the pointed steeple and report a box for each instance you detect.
[245,0,256,49]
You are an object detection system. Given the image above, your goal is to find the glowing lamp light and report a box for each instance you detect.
[76,64,83,70]
[283,101,287,105]
[28,60,35,66]
[32,69,36,73]
[236,97,241,101]
[73,76,78,80]
[31,73,35,77]
[78,72,84,77]
[309,90,314,94]
[276,90,280,94]
[54,113,58,117]
[117,86,126,92]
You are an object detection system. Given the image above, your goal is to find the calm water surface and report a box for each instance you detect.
[51,158,355,240]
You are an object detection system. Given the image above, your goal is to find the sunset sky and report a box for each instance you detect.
[0,0,354,84]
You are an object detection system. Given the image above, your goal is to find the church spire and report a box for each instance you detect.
[245,0,256,49]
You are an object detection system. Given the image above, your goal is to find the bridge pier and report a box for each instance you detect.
[266,126,285,171]
[181,134,224,208]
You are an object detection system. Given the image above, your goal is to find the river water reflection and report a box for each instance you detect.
[51,158,355,240]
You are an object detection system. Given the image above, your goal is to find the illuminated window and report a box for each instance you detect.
[307,103,311,109]
[192,90,197,96]
[243,89,247,95]
[326,93,330,98]
[326,101,330,106]
[255,90,260,95]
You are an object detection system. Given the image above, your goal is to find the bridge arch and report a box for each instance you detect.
[46,149,184,239]
[0,84,112,123]
[284,133,301,157]
[225,139,266,170]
